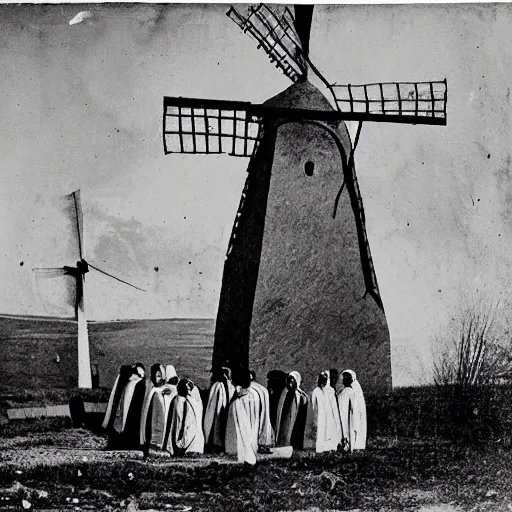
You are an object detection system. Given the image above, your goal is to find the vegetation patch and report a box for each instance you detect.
[1,430,512,511]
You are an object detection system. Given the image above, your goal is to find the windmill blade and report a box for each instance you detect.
[71,190,85,260]
[32,267,68,277]
[227,4,307,82]
[294,5,314,58]
[333,80,447,125]
[32,267,76,317]
[88,263,146,292]
[163,97,262,157]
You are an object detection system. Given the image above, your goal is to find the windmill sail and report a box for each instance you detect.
[293,5,314,57]
[333,80,447,125]
[72,190,85,260]
[32,267,77,318]
[89,263,146,292]
[227,4,307,82]
[163,97,262,157]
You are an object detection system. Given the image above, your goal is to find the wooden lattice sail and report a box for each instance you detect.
[226,4,307,82]
[162,4,447,392]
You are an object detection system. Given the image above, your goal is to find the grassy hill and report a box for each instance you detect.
[0,315,215,392]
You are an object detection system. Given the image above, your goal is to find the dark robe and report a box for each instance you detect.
[275,387,308,450]
[266,370,287,430]
[203,379,235,453]
[120,377,146,451]
[104,365,132,450]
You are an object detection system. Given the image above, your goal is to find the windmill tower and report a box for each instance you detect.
[33,190,145,388]
[162,5,447,392]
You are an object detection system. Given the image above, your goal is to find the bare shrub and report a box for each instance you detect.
[432,295,499,389]
[429,292,512,442]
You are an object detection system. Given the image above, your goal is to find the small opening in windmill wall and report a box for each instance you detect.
[304,161,315,177]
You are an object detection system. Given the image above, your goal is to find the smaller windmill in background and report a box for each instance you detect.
[33,190,145,388]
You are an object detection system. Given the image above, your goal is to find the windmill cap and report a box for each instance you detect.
[262,79,334,113]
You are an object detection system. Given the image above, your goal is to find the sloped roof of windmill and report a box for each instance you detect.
[263,79,334,112]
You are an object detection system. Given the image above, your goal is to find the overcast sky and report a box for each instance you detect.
[1,3,511,385]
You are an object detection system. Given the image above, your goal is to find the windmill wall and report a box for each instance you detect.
[249,120,391,393]
[212,136,276,375]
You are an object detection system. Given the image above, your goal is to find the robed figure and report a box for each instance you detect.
[103,363,146,450]
[304,370,342,452]
[203,367,235,453]
[140,364,168,455]
[266,370,288,431]
[249,370,274,448]
[102,364,132,437]
[275,371,308,450]
[164,378,204,456]
[161,364,179,413]
[338,369,367,452]
[225,371,259,465]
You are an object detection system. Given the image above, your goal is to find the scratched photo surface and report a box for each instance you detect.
[2,4,512,511]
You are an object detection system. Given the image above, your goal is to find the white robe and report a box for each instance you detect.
[338,386,358,452]
[250,381,275,447]
[139,385,168,448]
[351,380,367,450]
[163,365,178,412]
[102,374,120,429]
[165,394,204,455]
[203,380,235,451]
[162,384,178,416]
[190,385,202,406]
[304,385,342,452]
[113,375,142,434]
[225,388,258,465]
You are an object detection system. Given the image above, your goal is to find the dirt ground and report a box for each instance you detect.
[1,426,512,512]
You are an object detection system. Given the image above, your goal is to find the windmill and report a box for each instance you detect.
[162,4,447,392]
[33,190,145,388]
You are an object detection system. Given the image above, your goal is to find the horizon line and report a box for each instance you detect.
[0,313,215,323]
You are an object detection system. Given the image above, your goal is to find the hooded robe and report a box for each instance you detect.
[140,364,167,451]
[110,368,146,450]
[250,380,274,448]
[275,371,308,450]
[102,365,131,430]
[225,387,259,465]
[304,371,342,452]
[338,369,367,452]
[203,370,235,453]
[164,379,204,456]
[161,365,178,415]
[266,370,288,430]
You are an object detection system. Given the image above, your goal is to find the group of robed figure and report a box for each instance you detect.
[102,362,367,465]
